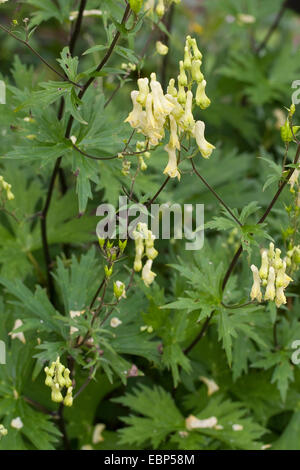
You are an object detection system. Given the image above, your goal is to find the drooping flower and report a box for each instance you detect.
[10,417,23,430]
[164,143,180,179]
[250,265,262,302]
[185,415,218,430]
[156,41,169,55]
[9,319,26,344]
[264,266,276,301]
[142,259,156,287]
[196,80,211,109]
[193,120,215,158]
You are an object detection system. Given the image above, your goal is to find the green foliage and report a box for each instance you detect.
[0,0,300,452]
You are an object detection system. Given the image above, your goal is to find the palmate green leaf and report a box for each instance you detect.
[57,47,79,83]
[272,411,300,450]
[0,279,67,338]
[114,385,184,448]
[185,394,266,450]
[65,89,88,125]
[26,0,73,26]
[252,351,294,402]
[205,216,237,232]
[14,81,73,112]
[53,247,102,314]
[0,397,61,450]
[73,154,99,213]
[218,305,266,367]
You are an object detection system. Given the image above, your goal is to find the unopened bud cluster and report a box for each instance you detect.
[144,0,180,17]
[286,245,300,274]
[44,357,73,407]
[0,175,14,201]
[133,223,158,287]
[250,243,293,308]
[121,62,136,72]
[125,36,215,180]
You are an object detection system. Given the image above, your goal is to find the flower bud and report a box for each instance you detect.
[64,387,73,407]
[191,59,204,83]
[113,280,126,299]
[104,265,113,278]
[167,78,177,97]
[156,0,165,17]
[189,37,202,60]
[142,259,156,287]
[259,250,269,280]
[156,41,169,55]
[137,78,149,106]
[178,61,188,86]
[51,383,64,403]
[196,80,210,109]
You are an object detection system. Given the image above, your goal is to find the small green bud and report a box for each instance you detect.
[113,280,126,299]
[129,0,143,14]
[119,239,128,253]
[98,238,105,249]
[289,103,296,117]
[104,265,113,278]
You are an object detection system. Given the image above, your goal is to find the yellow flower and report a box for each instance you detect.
[193,120,215,158]
[156,41,169,55]
[250,265,262,302]
[163,143,180,180]
[142,259,156,287]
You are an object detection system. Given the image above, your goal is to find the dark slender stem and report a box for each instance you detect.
[69,0,87,55]
[71,142,118,161]
[146,176,170,207]
[0,24,82,89]
[77,4,131,101]
[40,4,131,301]
[23,396,55,416]
[40,156,62,301]
[191,159,242,227]
[58,403,70,450]
[90,278,105,310]
[184,313,213,355]
[160,4,175,90]
[255,0,288,54]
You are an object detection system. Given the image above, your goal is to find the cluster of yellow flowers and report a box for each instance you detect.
[120,141,150,175]
[44,357,73,407]
[250,243,293,308]
[0,424,7,439]
[286,245,300,274]
[133,223,158,287]
[144,0,180,17]
[0,175,14,201]
[125,36,215,180]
